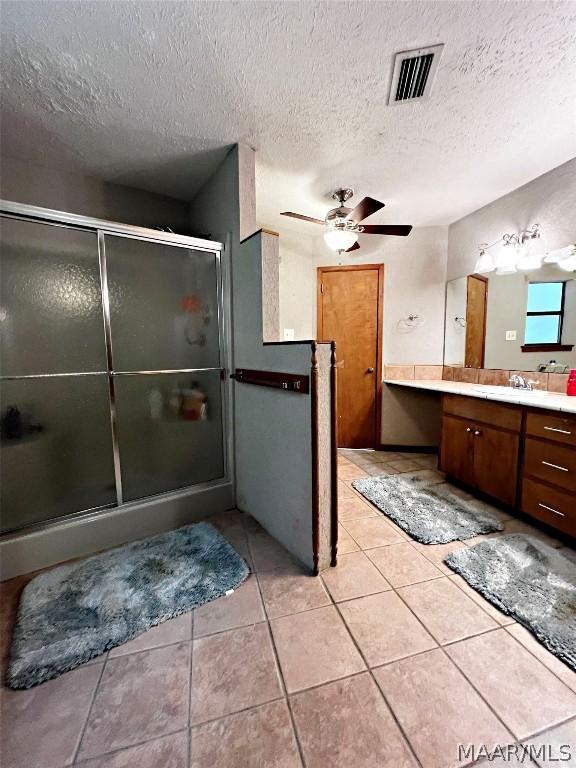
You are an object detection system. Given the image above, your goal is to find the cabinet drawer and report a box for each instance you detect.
[443,394,521,432]
[525,410,576,448]
[521,477,575,537]
[523,437,576,492]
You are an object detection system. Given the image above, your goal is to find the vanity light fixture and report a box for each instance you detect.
[474,245,494,274]
[545,243,576,271]
[474,224,545,274]
[557,246,576,272]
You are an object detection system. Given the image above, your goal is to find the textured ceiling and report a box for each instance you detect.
[1,1,576,227]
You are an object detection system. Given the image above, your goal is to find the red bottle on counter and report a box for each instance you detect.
[567,369,576,396]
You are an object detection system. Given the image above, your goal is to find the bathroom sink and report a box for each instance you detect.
[472,385,541,397]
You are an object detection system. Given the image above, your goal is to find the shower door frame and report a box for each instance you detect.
[0,199,231,538]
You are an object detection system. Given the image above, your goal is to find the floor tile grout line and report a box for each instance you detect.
[329,597,426,768]
[187,610,194,732]
[516,711,576,743]
[385,582,517,744]
[338,472,576,748]
[71,655,108,764]
[501,625,576,700]
[190,694,288,729]
[73,726,190,765]
[445,573,517,628]
[247,528,307,768]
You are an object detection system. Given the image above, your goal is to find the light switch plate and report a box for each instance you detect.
[283,328,295,341]
[505,330,517,341]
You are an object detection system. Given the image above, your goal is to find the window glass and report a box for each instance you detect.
[526,282,563,312]
[524,315,561,345]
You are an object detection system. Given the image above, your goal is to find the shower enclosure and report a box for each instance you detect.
[0,201,229,536]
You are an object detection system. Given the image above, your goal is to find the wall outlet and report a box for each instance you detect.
[505,330,517,341]
[283,328,295,341]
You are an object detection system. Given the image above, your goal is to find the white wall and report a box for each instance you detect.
[275,225,449,364]
[278,229,316,340]
[447,158,576,281]
[444,276,467,365]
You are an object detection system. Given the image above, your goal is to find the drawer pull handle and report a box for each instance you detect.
[466,427,472,433]
[541,460,569,472]
[543,426,572,435]
[538,503,565,518]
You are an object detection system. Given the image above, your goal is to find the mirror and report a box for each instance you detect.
[444,265,576,372]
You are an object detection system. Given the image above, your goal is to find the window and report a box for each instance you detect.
[524,282,565,345]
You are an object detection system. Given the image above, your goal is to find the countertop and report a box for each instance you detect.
[383,378,576,415]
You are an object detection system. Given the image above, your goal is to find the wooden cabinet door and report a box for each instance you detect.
[440,415,475,486]
[473,425,519,505]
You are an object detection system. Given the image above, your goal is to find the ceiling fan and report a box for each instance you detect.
[281,188,413,253]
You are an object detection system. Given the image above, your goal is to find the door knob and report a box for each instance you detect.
[367,367,375,373]
[466,427,472,432]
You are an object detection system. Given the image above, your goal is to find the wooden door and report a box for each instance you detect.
[473,425,519,505]
[439,415,475,486]
[317,265,383,448]
[464,275,488,368]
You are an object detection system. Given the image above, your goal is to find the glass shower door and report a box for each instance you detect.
[0,217,116,533]
[104,235,225,502]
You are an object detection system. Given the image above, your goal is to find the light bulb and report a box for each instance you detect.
[474,250,494,274]
[323,227,359,252]
[516,240,543,271]
[494,241,518,274]
[558,254,576,272]
[544,245,573,263]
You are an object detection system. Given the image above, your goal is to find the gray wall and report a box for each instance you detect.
[447,158,576,281]
[233,231,333,572]
[1,155,192,233]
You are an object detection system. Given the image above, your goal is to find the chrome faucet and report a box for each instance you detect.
[509,374,538,391]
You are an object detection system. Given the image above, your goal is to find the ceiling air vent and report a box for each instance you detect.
[388,44,444,105]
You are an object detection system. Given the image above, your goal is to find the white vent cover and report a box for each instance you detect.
[388,44,444,104]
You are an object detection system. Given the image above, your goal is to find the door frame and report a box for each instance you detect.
[316,264,384,450]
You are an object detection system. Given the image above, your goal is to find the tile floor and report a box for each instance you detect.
[1,449,575,768]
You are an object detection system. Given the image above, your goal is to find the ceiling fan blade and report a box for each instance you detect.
[346,196,385,223]
[360,225,413,236]
[280,212,325,225]
[345,242,361,252]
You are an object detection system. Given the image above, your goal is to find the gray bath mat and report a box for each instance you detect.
[7,522,249,689]
[352,475,503,543]
[445,534,576,671]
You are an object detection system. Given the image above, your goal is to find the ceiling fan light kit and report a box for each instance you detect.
[281,188,413,253]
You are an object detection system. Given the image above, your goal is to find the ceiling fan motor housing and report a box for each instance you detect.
[325,206,354,226]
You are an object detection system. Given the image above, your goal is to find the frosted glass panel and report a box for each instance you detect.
[0,375,116,533]
[105,236,220,372]
[115,371,224,501]
[0,217,107,376]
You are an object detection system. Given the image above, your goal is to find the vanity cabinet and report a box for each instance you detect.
[521,409,576,537]
[440,394,576,537]
[440,395,520,505]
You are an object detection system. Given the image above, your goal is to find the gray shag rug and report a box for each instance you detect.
[352,474,503,543]
[7,522,249,689]
[445,534,576,671]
